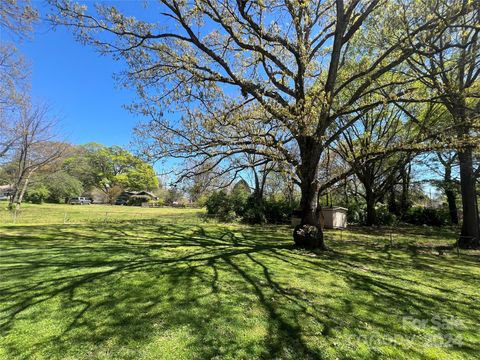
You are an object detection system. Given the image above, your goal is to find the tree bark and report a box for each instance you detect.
[388,187,398,215]
[399,163,411,217]
[446,188,459,225]
[443,164,459,225]
[10,171,32,209]
[293,136,325,249]
[365,187,376,226]
[457,147,480,248]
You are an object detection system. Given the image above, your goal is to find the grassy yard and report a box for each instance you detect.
[0,202,205,225]
[0,204,479,359]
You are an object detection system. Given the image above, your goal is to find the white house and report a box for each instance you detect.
[0,185,14,200]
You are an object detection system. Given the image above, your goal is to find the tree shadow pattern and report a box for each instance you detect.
[0,221,479,359]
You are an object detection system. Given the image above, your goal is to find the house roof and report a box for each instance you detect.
[121,190,158,198]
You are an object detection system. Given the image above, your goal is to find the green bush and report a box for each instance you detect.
[206,191,296,224]
[127,195,151,206]
[25,185,50,204]
[263,198,297,224]
[205,191,239,222]
[374,203,397,226]
[206,191,230,215]
[346,203,364,224]
[403,207,450,226]
[241,197,267,224]
[44,171,83,203]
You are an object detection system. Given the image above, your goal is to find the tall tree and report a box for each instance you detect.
[335,103,413,225]
[77,145,158,198]
[51,0,463,248]
[400,0,480,248]
[436,152,459,225]
[0,0,38,159]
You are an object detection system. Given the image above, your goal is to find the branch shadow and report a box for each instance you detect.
[0,221,478,359]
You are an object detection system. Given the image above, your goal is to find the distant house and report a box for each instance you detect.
[0,185,14,200]
[115,190,158,205]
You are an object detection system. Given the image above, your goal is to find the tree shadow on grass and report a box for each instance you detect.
[0,221,479,359]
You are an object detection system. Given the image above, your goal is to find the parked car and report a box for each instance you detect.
[69,197,92,205]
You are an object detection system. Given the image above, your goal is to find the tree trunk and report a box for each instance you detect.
[365,188,376,226]
[293,136,325,249]
[457,147,480,248]
[16,175,30,205]
[388,187,397,215]
[399,163,411,217]
[443,165,458,225]
[445,188,459,225]
[10,171,31,209]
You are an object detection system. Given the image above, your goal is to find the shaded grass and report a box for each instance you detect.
[0,208,479,359]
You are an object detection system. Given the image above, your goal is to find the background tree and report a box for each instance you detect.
[64,144,158,202]
[9,103,65,207]
[422,152,460,225]
[399,0,480,247]
[335,103,415,225]
[42,170,83,203]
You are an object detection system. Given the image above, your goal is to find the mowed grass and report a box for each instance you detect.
[0,205,479,359]
[0,202,204,225]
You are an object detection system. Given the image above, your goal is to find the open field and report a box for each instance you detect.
[0,202,206,225]
[0,204,479,359]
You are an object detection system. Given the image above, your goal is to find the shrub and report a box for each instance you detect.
[374,203,397,226]
[25,185,50,204]
[346,203,364,224]
[127,195,151,206]
[241,197,267,224]
[206,191,230,215]
[263,198,297,224]
[206,191,296,224]
[44,171,83,203]
[403,207,450,226]
[205,191,239,222]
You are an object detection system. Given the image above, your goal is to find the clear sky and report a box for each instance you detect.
[4,1,444,194]
[12,2,144,148]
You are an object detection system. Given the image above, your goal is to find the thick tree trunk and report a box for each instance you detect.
[457,147,480,248]
[293,137,325,249]
[365,188,376,226]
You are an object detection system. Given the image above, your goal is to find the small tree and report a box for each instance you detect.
[9,104,65,208]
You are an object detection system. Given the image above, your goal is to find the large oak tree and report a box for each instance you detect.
[50,0,464,248]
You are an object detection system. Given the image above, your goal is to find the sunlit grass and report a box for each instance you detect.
[0,204,478,359]
[0,201,205,225]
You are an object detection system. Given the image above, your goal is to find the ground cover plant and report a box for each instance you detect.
[0,205,479,359]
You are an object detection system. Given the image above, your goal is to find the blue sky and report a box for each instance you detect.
[14,2,144,147]
[4,1,443,194]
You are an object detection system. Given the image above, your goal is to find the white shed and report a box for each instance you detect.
[321,206,348,229]
[291,206,348,229]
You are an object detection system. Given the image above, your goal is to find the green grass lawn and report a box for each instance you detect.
[0,204,479,359]
[0,202,205,225]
